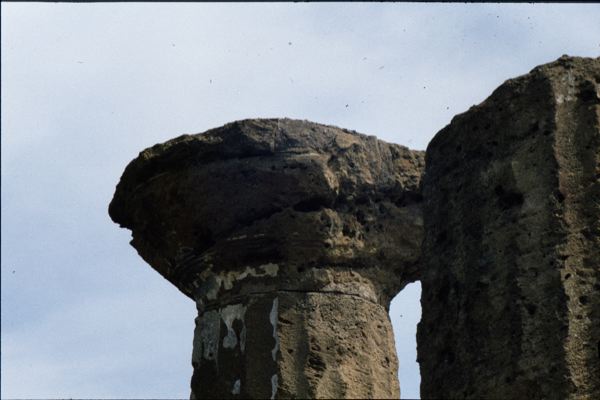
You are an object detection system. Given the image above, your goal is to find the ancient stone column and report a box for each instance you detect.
[418,56,600,399]
[109,119,424,399]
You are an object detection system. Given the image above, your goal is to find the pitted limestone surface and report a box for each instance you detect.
[419,56,600,400]
[189,290,399,399]
[109,118,425,399]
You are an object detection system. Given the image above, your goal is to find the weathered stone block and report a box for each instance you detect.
[418,56,600,399]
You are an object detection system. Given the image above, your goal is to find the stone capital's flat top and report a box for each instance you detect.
[110,118,423,227]
[109,118,424,303]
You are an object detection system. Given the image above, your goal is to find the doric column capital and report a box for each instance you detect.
[109,118,424,399]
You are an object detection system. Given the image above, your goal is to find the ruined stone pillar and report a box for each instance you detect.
[109,119,424,399]
[418,56,600,399]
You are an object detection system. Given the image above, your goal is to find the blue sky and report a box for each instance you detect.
[2,3,599,399]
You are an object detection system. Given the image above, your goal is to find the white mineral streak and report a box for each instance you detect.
[270,297,279,361]
[195,264,279,296]
[232,379,241,395]
[270,374,278,400]
[205,276,222,300]
[221,304,247,350]
[192,310,220,364]
[222,263,279,290]
[556,71,576,104]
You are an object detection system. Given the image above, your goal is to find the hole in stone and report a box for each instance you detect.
[529,121,540,133]
[293,196,328,212]
[440,347,455,364]
[578,81,599,103]
[394,191,423,208]
[436,230,447,245]
[355,210,366,224]
[579,295,589,305]
[494,185,524,210]
[390,282,421,400]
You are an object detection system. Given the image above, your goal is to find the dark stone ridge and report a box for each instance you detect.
[418,55,600,399]
[109,118,425,398]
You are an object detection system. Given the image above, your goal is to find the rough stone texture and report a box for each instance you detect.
[109,118,425,399]
[418,56,600,399]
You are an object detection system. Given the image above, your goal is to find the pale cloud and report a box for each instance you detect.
[3,289,194,398]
